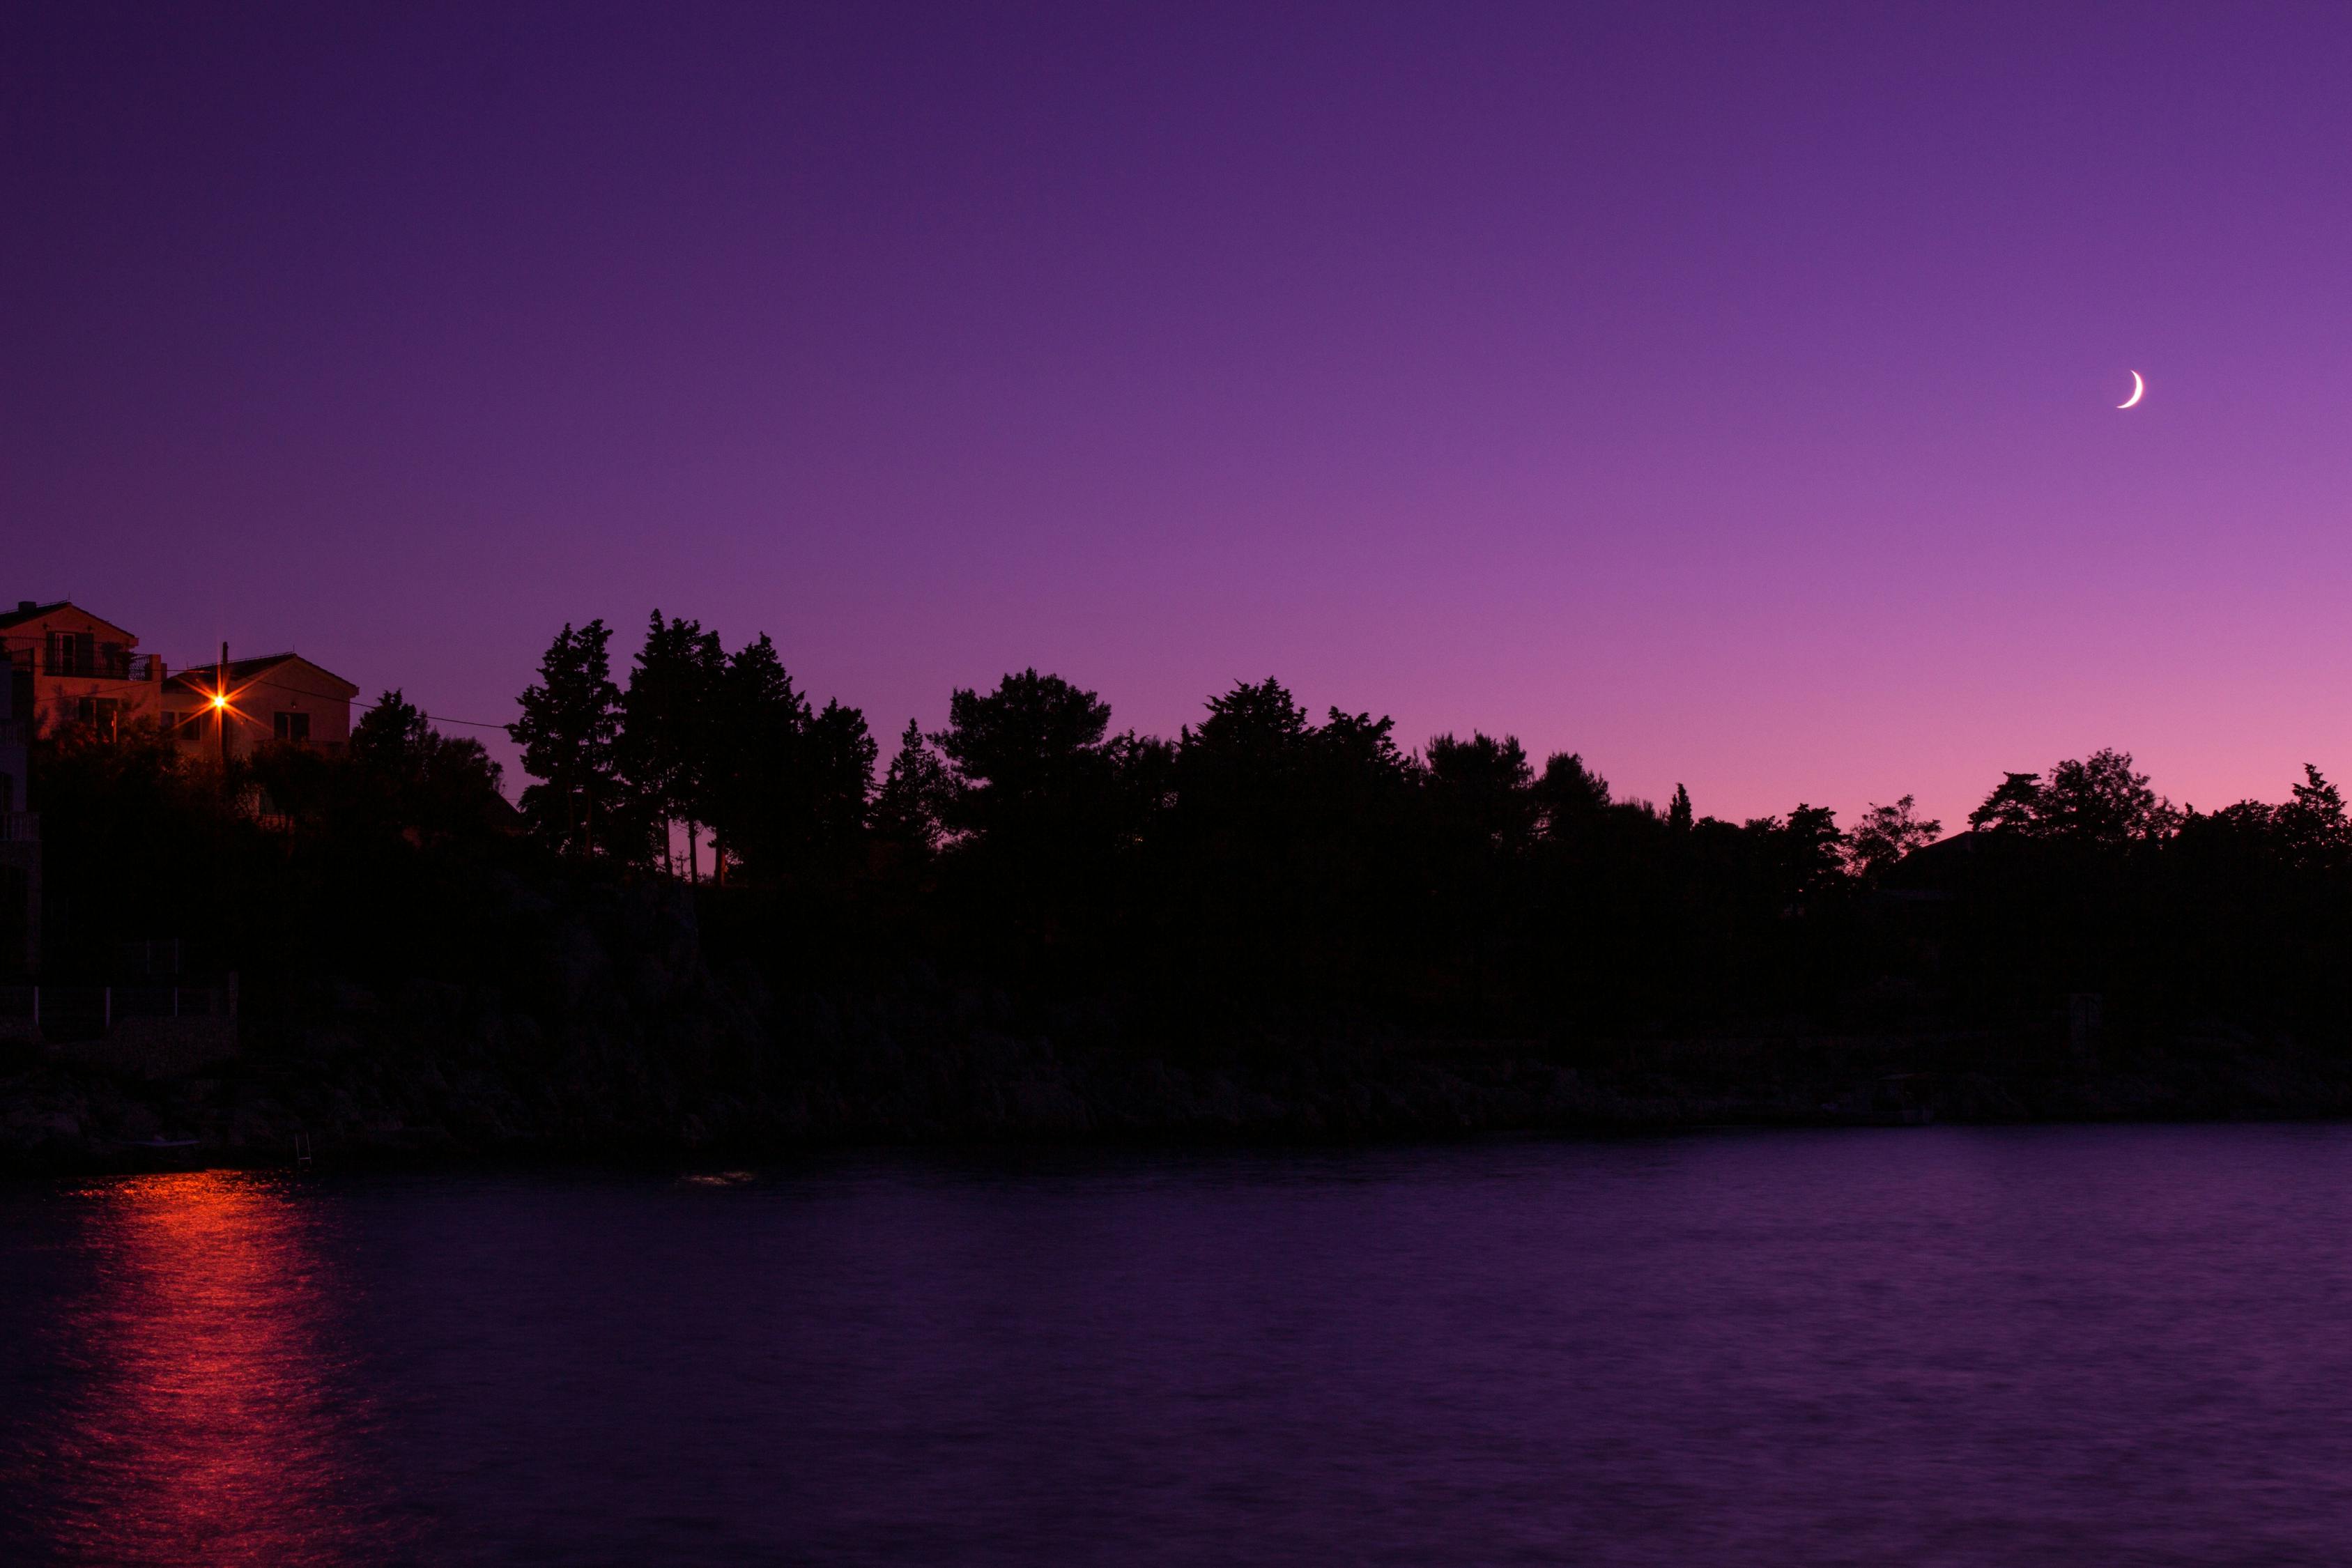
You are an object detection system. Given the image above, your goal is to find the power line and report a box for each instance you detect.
[11,637,516,732]
[161,662,516,732]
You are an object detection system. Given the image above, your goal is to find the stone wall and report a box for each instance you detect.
[49,1017,240,1080]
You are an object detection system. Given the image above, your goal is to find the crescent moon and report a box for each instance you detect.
[2117,371,2144,410]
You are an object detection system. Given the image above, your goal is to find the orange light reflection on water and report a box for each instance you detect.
[42,1171,389,1565]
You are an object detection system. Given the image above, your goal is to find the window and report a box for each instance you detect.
[275,710,312,744]
[47,631,116,677]
[75,696,122,739]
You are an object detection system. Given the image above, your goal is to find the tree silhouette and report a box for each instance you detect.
[923,669,1176,968]
[1174,678,1319,856]
[624,611,725,879]
[1313,709,1415,807]
[700,632,808,883]
[1192,677,1309,755]
[352,689,505,838]
[1778,804,1847,901]
[1847,794,1940,882]
[351,690,433,776]
[2274,764,2351,871]
[932,668,1113,845]
[873,719,954,859]
[481,613,2352,1053]
[509,620,624,858]
[2038,748,2176,847]
[805,698,878,859]
[691,634,874,886]
[1535,752,1611,837]
[1426,731,1537,851]
[1968,771,2044,834]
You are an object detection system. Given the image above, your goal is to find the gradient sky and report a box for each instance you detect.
[8,3,2352,830]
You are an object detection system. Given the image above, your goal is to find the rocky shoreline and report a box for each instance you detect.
[8,990,2350,1176]
[11,878,2347,1176]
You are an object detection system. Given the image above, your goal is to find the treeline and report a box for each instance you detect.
[23,620,2352,1160]
[26,609,2352,1043]
[497,613,2352,1040]
[509,615,875,879]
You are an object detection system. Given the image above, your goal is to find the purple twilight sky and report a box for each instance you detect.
[8,3,2352,829]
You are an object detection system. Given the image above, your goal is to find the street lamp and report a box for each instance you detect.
[213,642,231,770]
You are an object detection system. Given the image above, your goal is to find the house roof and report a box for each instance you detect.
[0,600,68,630]
[166,652,360,702]
[0,599,139,643]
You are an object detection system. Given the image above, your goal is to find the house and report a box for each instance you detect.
[0,597,361,970]
[0,600,169,739]
[163,654,360,760]
[0,601,360,760]
[0,659,36,975]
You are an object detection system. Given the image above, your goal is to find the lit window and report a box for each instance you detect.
[75,696,123,739]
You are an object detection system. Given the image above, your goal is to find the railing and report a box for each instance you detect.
[0,811,36,844]
[119,938,182,978]
[113,985,236,1020]
[0,981,238,1038]
[45,648,134,679]
[6,644,162,681]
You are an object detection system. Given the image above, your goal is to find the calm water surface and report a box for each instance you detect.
[5,1127,2352,1565]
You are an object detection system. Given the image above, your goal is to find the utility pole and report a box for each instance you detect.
[217,640,230,771]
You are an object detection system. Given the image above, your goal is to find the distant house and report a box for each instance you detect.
[164,654,360,760]
[1,599,362,969]
[0,600,169,740]
[1,601,360,760]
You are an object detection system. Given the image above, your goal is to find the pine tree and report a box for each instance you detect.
[874,718,953,856]
[1424,731,1537,850]
[806,698,877,854]
[351,689,432,778]
[1783,804,1847,898]
[353,688,504,839]
[509,620,623,857]
[931,669,1112,843]
[702,633,807,882]
[2275,764,2351,870]
[623,610,725,879]
[1535,752,1611,837]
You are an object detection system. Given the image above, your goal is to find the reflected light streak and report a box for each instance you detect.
[39,1172,392,1565]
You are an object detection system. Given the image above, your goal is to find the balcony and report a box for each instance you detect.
[54,646,128,679]
[0,811,35,844]
[40,649,162,681]
[3,640,162,681]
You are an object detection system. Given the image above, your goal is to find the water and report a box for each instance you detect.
[5,1128,2352,1565]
